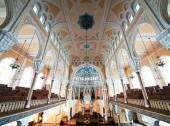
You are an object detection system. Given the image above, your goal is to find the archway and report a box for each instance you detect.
[17,25,40,59]
[70,64,104,101]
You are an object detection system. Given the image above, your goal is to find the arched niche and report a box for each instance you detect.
[133,23,158,59]
[0,0,7,26]
[16,25,40,61]
[141,66,157,87]
[70,64,104,88]
[0,57,16,85]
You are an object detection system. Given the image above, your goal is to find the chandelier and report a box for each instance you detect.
[129,72,134,79]
[10,40,27,70]
[77,13,95,82]
[10,58,20,70]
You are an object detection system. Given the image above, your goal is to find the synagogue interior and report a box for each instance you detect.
[0,0,170,126]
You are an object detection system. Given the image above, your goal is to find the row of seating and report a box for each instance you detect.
[116,85,170,100]
[0,84,59,102]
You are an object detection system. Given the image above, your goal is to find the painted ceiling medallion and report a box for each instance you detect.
[78,13,95,30]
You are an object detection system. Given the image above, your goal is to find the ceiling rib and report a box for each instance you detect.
[60,0,78,55]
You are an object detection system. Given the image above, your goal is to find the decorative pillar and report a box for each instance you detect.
[25,59,43,108]
[59,62,66,100]
[125,109,133,126]
[129,57,150,108]
[47,70,55,104]
[118,69,127,103]
[109,64,116,101]
[100,87,102,99]
[82,102,85,116]
[90,102,93,116]
[114,105,121,126]
[78,87,80,99]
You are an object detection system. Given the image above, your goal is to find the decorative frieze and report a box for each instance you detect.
[129,57,141,72]
[156,29,170,50]
[33,58,45,73]
[0,30,17,53]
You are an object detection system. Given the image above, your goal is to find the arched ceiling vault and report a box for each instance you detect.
[31,0,132,63]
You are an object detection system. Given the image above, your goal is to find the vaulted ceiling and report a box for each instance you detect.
[12,0,159,65]
[46,0,122,63]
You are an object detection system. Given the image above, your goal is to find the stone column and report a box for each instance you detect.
[100,87,102,99]
[78,87,80,99]
[147,57,165,88]
[125,109,133,126]
[118,69,127,103]
[47,70,56,104]
[25,59,43,108]
[82,102,85,116]
[114,105,121,126]
[130,57,150,108]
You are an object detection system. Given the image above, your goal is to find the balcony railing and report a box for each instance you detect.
[111,97,170,112]
[0,98,65,113]
[0,101,25,113]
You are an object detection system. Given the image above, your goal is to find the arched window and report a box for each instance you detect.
[123,22,128,31]
[34,72,45,89]
[128,14,134,23]
[33,4,40,15]
[45,24,50,32]
[134,3,140,13]
[0,58,15,84]
[130,72,141,89]
[40,15,45,24]
[19,67,33,88]
[167,0,170,18]
[0,0,7,25]
[141,66,156,87]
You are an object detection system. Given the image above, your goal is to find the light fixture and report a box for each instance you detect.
[77,13,95,84]
[10,40,27,70]
[148,38,165,67]
[129,72,134,79]
[137,29,165,68]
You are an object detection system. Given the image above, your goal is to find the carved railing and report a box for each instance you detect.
[150,99,170,111]
[0,98,65,113]
[111,98,170,112]
[0,101,26,113]
[127,99,145,107]
[30,99,47,107]
[50,98,59,103]
[117,98,124,103]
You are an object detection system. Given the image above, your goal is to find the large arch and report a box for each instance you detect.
[70,64,104,88]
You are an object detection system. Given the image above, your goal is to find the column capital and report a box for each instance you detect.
[118,68,124,79]
[129,57,141,72]
[33,58,44,73]
[50,70,56,80]
[0,30,17,52]
[156,29,170,49]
